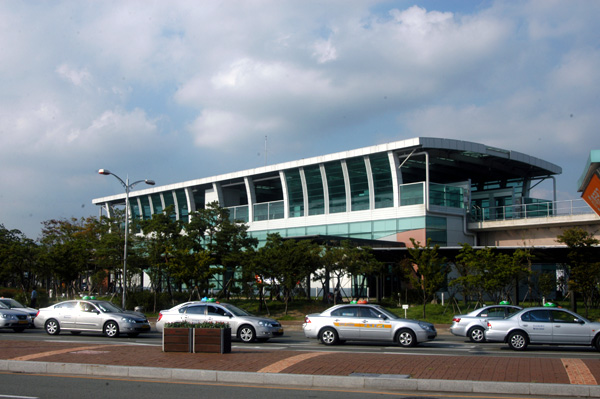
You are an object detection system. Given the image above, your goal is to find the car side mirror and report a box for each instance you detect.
[576,318,585,324]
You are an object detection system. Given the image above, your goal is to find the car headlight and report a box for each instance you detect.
[121,317,137,323]
[258,321,273,327]
[418,322,434,331]
[1,314,16,320]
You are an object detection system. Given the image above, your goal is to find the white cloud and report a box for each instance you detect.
[0,0,599,238]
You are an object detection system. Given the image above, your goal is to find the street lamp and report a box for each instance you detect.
[98,169,155,309]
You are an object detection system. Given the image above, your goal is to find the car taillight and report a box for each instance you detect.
[36,310,40,317]
[452,317,461,323]
[304,316,311,323]
[157,313,163,322]
[487,321,492,328]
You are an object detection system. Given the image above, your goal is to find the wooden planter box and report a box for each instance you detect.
[163,328,231,354]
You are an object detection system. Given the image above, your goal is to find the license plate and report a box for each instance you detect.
[18,320,28,324]
[278,328,283,333]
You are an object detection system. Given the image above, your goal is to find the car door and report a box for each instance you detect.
[550,309,591,344]
[329,306,361,339]
[519,309,552,343]
[75,301,102,331]
[183,305,207,324]
[52,301,78,329]
[358,306,393,341]
[206,304,236,329]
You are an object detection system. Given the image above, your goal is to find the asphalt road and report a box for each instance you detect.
[2,327,599,359]
[0,371,561,399]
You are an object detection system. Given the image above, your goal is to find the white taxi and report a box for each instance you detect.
[485,305,600,351]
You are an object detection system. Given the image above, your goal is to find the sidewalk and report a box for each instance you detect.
[1,326,600,397]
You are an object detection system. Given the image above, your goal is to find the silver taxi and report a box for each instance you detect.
[303,303,436,347]
[450,304,522,342]
[34,299,151,338]
[485,306,600,351]
[0,301,31,332]
[156,301,283,343]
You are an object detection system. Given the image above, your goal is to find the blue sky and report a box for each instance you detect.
[1,0,599,239]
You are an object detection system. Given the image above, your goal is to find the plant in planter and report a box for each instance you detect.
[162,321,232,354]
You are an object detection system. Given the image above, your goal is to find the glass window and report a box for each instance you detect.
[184,305,205,315]
[285,169,304,218]
[324,161,346,213]
[192,187,205,211]
[400,182,424,206]
[254,176,283,203]
[346,157,369,211]
[175,189,189,222]
[163,192,176,221]
[552,310,579,323]
[55,301,76,309]
[327,223,349,236]
[331,307,358,317]
[304,165,325,215]
[151,193,163,214]
[522,310,551,322]
[253,203,269,221]
[369,154,393,209]
[140,196,152,220]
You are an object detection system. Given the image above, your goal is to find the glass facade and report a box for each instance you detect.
[346,157,370,211]
[175,189,189,222]
[140,196,151,220]
[304,165,325,215]
[151,193,163,214]
[285,169,304,218]
[370,154,394,209]
[324,161,346,213]
[163,191,176,221]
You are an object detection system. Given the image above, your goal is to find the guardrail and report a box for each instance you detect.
[470,198,595,222]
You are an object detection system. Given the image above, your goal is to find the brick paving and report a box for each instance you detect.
[1,339,599,387]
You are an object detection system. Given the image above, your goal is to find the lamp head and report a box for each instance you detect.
[145,180,156,186]
[98,169,111,175]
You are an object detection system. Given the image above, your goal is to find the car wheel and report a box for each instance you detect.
[45,319,60,335]
[397,328,417,347]
[508,331,528,350]
[103,321,119,338]
[319,327,339,345]
[238,325,256,343]
[594,335,600,352]
[13,327,25,333]
[468,327,485,343]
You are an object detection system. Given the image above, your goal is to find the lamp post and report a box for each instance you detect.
[98,169,155,309]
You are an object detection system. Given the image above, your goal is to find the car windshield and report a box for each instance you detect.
[2,299,25,308]
[221,304,252,317]
[94,301,123,313]
[0,302,9,309]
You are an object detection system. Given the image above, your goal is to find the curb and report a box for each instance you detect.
[2,359,599,397]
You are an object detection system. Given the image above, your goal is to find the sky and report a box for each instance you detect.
[1,0,599,240]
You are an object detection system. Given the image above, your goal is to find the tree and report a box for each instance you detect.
[402,238,448,319]
[557,227,600,317]
[139,206,183,311]
[38,218,96,298]
[254,234,319,314]
[0,224,39,294]
[189,202,257,299]
[452,244,530,306]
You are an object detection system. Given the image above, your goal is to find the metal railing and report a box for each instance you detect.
[470,198,595,222]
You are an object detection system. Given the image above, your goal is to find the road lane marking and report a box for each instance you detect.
[257,352,327,373]
[562,358,597,385]
[10,345,113,361]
